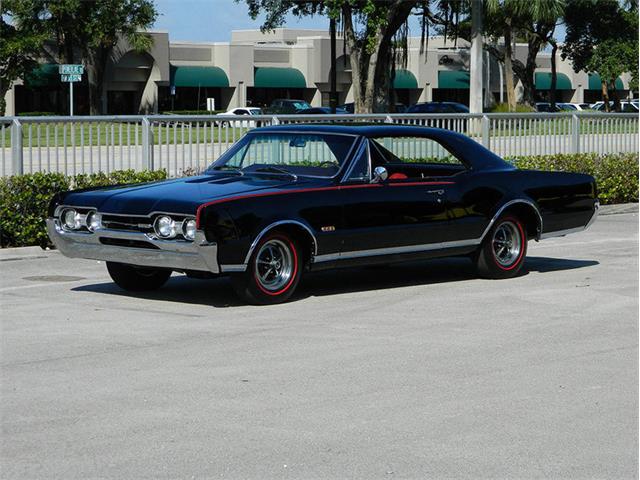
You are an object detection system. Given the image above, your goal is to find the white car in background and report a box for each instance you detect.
[216,107,264,128]
[590,101,639,112]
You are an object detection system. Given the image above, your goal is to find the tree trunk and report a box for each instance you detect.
[503,21,516,112]
[86,47,107,115]
[550,40,558,109]
[601,81,610,112]
[610,86,620,111]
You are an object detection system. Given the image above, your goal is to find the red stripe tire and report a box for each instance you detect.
[476,215,528,279]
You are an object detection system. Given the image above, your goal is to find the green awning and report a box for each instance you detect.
[254,67,306,88]
[170,65,229,87]
[534,72,572,90]
[438,70,470,89]
[393,69,418,89]
[588,73,624,90]
[25,64,59,87]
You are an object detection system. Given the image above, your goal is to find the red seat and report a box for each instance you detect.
[388,172,408,181]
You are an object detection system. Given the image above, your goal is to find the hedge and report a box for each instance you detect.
[0,153,637,248]
[0,170,166,248]
[508,153,638,205]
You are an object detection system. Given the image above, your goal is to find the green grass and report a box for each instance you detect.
[1,118,637,148]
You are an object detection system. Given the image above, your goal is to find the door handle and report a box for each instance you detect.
[426,189,444,195]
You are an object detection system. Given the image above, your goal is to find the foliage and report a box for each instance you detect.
[12,0,158,114]
[490,103,536,113]
[0,0,46,115]
[510,153,639,205]
[562,0,638,100]
[238,0,451,113]
[0,169,166,248]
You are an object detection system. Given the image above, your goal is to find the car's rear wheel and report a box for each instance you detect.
[106,262,172,291]
[231,232,302,305]
[476,215,527,279]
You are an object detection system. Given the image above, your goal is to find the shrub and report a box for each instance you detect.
[509,153,638,205]
[0,170,166,248]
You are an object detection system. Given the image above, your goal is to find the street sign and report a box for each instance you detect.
[59,64,84,75]
[58,65,84,116]
[61,74,82,82]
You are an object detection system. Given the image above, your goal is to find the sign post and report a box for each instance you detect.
[59,65,84,116]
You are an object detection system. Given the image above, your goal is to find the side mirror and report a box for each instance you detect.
[371,166,388,184]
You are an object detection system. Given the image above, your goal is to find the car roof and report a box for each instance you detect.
[251,124,511,171]
[253,123,470,139]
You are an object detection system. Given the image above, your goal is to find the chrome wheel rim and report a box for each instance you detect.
[492,221,522,267]
[255,239,294,292]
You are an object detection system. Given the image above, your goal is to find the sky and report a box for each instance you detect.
[152,0,328,42]
[152,0,565,45]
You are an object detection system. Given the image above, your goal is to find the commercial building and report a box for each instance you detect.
[3,28,635,116]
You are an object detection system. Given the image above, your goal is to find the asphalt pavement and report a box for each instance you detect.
[1,212,638,479]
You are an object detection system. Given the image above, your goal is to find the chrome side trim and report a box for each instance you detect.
[313,238,480,263]
[479,198,544,242]
[242,220,319,265]
[220,264,247,272]
[539,227,586,239]
[47,219,219,273]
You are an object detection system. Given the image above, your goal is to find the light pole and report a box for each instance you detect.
[329,17,337,113]
[469,0,483,114]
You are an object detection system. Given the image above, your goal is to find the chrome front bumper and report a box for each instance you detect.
[46,218,219,273]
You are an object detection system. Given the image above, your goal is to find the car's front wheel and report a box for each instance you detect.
[231,232,302,305]
[106,262,172,291]
[476,215,527,279]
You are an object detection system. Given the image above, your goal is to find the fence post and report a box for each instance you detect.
[11,118,23,175]
[571,114,580,154]
[141,117,154,170]
[481,115,490,148]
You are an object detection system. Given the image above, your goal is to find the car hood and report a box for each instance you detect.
[60,173,308,216]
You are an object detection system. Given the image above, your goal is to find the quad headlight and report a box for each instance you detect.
[182,219,197,241]
[154,215,177,239]
[86,211,102,232]
[61,208,83,231]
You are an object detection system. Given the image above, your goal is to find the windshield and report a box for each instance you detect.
[207,132,357,178]
[290,101,311,110]
[249,109,263,115]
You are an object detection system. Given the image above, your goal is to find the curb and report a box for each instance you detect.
[599,203,638,215]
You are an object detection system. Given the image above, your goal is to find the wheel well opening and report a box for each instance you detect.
[270,224,316,266]
[502,203,541,239]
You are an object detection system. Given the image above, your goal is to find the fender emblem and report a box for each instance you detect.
[321,226,336,232]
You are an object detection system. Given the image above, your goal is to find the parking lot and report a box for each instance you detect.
[1,211,637,479]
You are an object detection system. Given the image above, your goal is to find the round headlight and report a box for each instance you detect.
[62,209,82,230]
[182,219,197,241]
[154,215,176,238]
[86,211,102,232]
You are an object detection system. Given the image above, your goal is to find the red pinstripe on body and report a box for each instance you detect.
[195,181,455,228]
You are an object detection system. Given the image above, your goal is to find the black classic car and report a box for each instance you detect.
[47,125,599,304]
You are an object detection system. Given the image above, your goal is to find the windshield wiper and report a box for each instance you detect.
[253,166,298,181]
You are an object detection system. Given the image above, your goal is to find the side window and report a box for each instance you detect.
[371,137,464,166]
[344,140,370,182]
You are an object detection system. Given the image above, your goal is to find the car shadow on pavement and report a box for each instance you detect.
[72,256,598,307]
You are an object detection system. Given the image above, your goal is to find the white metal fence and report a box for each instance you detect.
[1,112,637,177]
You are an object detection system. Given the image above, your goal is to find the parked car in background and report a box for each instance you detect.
[269,99,312,114]
[296,106,349,115]
[407,102,470,113]
[591,101,639,112]
[557,103,592,111]
[534,102,562,113]
[47,124,598,305]
[216,107,263,127]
